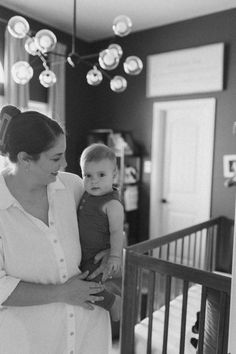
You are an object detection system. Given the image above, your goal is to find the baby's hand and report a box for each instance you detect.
[106,256,121,277]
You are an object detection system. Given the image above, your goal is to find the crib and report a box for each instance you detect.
[120,216,233,354]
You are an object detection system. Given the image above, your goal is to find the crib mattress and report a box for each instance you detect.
[135,284,201,354]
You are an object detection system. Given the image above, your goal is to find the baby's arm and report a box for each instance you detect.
[104,199,124,278]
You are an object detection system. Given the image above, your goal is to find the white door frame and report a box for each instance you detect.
[149,98,215,239]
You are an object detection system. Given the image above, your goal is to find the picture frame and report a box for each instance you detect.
[223,154,236,177]
[147,42,224,97]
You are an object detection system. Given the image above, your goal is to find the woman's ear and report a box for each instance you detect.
[17,152,32,169]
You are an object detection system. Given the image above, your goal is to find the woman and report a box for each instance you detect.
[0,105,111,354]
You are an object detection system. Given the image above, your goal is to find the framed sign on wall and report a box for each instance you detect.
[147,43,224,97]
[223,154,236,178]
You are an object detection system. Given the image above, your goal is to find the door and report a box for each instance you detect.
[149,98,215,239]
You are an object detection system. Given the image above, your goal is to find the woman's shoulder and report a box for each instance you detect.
[58,171,84,206]
[58,171,81,183]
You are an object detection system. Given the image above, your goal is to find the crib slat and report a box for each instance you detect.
[198,285,207,353]
[120,250,139,354]
[146,271,156,354]
[167,243,170,260]
[198,230,203,269]
[193,232,197,267]
[212,224,217,271]
[179,280,189,353]
[216,292,228,354]
[181,237,184,264]
[174,240,177,263]
[136,268,144,323]
[187,235,191,266]
[162,275,171,354]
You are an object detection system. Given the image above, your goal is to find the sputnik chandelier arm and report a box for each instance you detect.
[7,0,143,92]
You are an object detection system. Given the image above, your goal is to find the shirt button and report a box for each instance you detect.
[69,351,74,354]
[62,275,67,279]
[70,332,74,336]
[60,258,64,263]
[69,313,74,318]
[53,239,58,243]
[50,221,54,226]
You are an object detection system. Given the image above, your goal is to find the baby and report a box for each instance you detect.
[78,143,124,321]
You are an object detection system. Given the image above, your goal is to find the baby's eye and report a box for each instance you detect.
[84,174,91,178]
[99,173,105,177]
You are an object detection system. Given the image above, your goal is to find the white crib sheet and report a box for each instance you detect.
[135,284,201,354]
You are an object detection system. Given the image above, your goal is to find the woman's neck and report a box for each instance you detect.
[4,169,49,225]
[4,168,46,199]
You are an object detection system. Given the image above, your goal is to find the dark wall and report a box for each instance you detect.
[89,9,236,241]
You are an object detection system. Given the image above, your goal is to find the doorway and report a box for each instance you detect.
[149,98,216,239]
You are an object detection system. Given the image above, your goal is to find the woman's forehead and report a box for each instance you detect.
[45,135,66,156]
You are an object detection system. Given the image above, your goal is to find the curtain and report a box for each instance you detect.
[4,29,29,109]
[48,42,67,129]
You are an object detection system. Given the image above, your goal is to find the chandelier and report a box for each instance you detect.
[7,0,143,93]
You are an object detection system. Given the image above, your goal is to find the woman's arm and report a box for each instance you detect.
[2,272,104,310]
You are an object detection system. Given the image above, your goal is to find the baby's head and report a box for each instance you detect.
[80,143,117,196]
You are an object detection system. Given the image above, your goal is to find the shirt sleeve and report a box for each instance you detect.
[60,172,84,208]
[0,236,20,306]
[72,175,84,208]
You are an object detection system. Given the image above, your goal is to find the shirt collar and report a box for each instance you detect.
[0,172,65,210]
[0,173,15,209]
[48,172,66,193]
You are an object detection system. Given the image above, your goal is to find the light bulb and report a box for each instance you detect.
[86,67,103,86]
[25,37,38,56]
[123,56,143,75]
[11,61,33,84]
[39,69,57,87]
[110,76,127,93]
[99,49,119,71]
[108,44,123,59]
[112,15,132,37]
[35,29,57,53]
[7,16,30,39]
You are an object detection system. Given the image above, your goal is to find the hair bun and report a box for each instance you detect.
[0,105,21,155]
[0,105,21,120]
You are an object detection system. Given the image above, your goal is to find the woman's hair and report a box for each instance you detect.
[0,105,64,162]
[80,143,117,172]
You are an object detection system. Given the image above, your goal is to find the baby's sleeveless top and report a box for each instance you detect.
[78,189,121,263]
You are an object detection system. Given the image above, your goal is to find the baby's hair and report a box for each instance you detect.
[80,143,117,172]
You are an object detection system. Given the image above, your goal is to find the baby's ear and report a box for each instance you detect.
[113,166,118,179]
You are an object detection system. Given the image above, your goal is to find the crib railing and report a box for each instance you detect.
[120,216,233,354]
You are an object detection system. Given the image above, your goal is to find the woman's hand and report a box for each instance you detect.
[87,249,110,282]
[59,271,104,310]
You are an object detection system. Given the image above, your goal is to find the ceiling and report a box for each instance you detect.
[1,0,236,42]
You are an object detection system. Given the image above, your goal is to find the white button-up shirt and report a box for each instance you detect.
[0,171,111,354]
